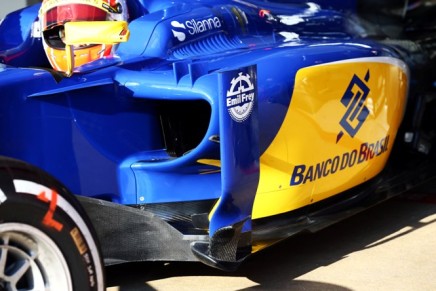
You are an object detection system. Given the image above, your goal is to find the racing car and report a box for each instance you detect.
[0,0,435,290]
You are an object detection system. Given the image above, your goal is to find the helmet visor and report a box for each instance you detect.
[42,4,108,30]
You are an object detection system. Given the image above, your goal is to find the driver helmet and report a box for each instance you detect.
[39,0,129,73]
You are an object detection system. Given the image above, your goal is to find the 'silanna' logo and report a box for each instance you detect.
[171,17,222,42]
[337,70,370,143]
[171,21,186,42]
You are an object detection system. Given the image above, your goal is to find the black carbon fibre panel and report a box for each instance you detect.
[78,197,204,265]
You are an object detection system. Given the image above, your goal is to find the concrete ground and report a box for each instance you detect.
[105,181,436,291]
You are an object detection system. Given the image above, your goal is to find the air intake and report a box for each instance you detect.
[173,34,245,59]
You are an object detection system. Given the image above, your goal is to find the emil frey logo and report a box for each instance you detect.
[171,17,222,42]
[226,72,256,122]
[337,70,371,143]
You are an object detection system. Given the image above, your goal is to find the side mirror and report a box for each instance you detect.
[62,21,130,76]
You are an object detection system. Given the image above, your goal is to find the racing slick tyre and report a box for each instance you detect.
[0,158,104,291]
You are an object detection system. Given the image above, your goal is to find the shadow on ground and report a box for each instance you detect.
[106,187,436,290]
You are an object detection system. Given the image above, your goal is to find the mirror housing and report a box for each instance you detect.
[62,21,130,76]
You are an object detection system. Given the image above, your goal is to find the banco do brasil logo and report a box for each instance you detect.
[337,70,371,143]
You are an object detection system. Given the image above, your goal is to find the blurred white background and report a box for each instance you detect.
[1,0,40,19]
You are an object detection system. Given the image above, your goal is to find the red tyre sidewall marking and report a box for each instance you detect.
[37,189,64,232]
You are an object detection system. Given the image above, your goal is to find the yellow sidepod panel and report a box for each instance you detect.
[252,57,408,219]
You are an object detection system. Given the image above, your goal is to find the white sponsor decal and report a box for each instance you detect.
[171,21,187,41]
[171,17,222,42]
[0,188,6,204]
[226,72,255,122]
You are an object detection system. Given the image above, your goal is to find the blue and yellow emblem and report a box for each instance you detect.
[253,57,409,219]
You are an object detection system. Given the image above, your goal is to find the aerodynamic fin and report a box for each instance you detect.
[27,77,114,98]
[191,65,260,270]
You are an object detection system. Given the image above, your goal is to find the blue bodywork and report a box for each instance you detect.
[0,0,388,202]
[2,0,429,269]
